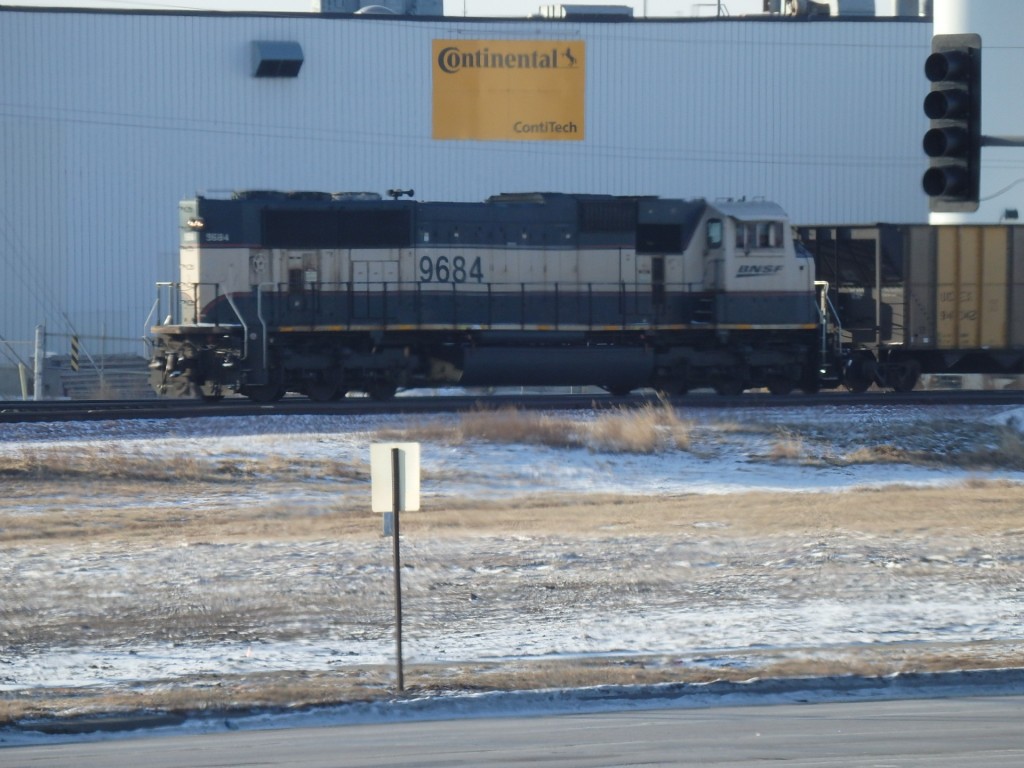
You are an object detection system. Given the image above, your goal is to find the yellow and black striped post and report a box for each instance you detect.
[70,335,80,372]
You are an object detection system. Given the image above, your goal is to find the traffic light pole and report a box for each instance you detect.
[981,136,1024,148]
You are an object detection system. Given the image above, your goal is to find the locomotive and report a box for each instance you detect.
[147,190,886,401]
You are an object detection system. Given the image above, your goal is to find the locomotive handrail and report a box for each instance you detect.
[256,283,274,373]
[223,293,250,362]
[814,280,843,360]
[142,294,162,357]
[194,278,769,334]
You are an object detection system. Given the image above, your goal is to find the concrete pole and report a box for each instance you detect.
[33,324,45,401]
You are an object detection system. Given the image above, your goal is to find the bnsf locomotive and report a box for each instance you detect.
[148,190,889,401]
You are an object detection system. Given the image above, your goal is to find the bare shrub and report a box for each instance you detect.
[377,401,692,454]
[0,446,218,482]
[459,406,581,447]
[584,401,692,453]
[841,445,923,465]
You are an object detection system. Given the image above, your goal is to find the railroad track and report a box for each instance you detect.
[3,388,1024,424]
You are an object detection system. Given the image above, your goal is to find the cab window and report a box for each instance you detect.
[738,221,783,254]
[706,219,723,249]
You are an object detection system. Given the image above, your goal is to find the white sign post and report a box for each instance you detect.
[370,443,420,693]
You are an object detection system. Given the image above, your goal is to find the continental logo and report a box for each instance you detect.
[436,45,580,74]
[432,40,585,142]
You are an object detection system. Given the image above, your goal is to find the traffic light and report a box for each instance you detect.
[922,33,982,212]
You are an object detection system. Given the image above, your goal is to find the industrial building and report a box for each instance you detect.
[0,2,966,394]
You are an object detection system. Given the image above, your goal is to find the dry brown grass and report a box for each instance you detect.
[380,399,693,454]
[4,479,1024,725]
[4,643,1022,726]
[0,447,368,484]
[764,431,804,461]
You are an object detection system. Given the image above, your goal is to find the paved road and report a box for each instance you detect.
[5,696,1024,767]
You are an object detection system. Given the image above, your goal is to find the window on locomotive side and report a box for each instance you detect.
[737,222,785,255]
[755,222,784,251]
[706,219,723,249]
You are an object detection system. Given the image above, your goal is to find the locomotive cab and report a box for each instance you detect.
[698,200,819,329]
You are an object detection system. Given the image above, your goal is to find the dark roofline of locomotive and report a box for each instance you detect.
[186,191,716,254]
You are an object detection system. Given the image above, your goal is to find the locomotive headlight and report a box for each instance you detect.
[186,217,205,230]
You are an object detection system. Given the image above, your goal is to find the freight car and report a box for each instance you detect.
[803,222,1024,387]
[148,190,875,401]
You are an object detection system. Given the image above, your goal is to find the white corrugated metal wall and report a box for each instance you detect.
[0,10,930,357]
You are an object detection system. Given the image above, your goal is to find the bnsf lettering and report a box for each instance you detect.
[419,255,484,284]
[736,264,783,277]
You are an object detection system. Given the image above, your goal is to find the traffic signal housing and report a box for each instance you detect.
[922,33,982,212]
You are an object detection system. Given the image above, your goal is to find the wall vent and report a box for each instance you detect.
[252,41,304,78]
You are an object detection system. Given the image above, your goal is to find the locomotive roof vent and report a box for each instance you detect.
[232,190,289,200]
[332,192,383,201]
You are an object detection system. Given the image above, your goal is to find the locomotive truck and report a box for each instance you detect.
[147,190,894,402]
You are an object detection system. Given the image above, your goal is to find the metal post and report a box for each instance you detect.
[18,363,29,400]
[33,325,45,401]
[391,447,404,693]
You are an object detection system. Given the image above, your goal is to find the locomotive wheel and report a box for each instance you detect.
[304,382,339,402]
[604,384,633,397]
[800,380,821,394]
[713,379,746,396]
[765,376,795,396]
[199,381,224,402]
[366,381,397,401]
[242,383,285,403]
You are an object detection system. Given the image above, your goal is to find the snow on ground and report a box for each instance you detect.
[2,402,1024,744]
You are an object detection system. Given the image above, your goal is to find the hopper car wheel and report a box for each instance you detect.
[843,377,871,394]
[889,360,921,393]
[842,354,876,393]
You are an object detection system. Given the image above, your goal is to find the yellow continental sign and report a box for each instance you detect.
[432,40,585,142]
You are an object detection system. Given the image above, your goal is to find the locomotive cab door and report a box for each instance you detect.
[286,252,319,317]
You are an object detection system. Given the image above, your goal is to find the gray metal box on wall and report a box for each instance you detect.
[315,0,442,14]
